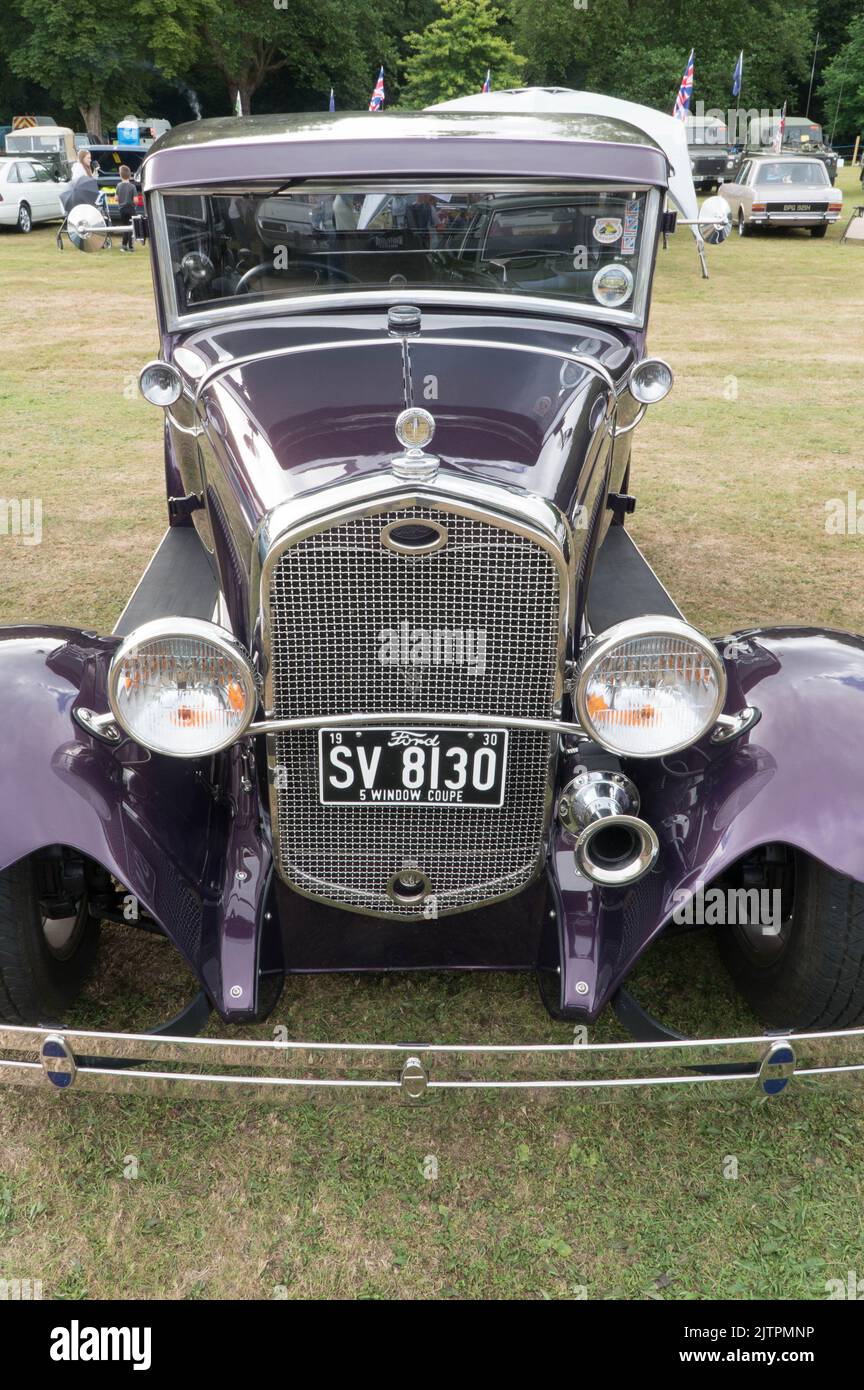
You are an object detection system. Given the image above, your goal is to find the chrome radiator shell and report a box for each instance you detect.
[258,477,574,918]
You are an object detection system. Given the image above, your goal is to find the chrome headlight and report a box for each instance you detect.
[575,617,727,757]
[139,360,183,407]
[108,619,258,757]
[629,357,673,404]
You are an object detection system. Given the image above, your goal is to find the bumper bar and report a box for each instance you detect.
[2,1023,864,1102]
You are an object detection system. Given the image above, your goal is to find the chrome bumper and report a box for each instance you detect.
[2,1023,864,1102]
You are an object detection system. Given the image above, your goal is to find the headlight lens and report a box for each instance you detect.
[592,263,634,308]
[108,619,258,757]
[630,357,674,404]
[139,360,183,407]
[575,617,727,757]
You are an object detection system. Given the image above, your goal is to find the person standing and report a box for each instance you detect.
[116,165,136,251]
[70,148,94,183]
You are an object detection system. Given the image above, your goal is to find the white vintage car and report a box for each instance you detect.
[0,155,65,232]
[719,155,843,237]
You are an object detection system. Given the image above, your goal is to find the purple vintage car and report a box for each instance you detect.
[2,103,863,1102]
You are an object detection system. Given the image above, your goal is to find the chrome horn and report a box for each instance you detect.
[557,771,659,887]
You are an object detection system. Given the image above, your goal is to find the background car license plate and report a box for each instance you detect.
[318,727,508,807]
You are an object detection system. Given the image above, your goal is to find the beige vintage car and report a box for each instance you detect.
[719,154,843,237]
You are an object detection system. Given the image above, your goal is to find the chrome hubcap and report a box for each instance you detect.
[41,903,87,961]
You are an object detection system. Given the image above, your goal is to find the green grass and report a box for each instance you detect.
[0,174,863,1300]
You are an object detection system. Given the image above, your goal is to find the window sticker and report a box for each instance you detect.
[592,217,623,244]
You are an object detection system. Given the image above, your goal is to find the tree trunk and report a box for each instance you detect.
[79,102,103,142]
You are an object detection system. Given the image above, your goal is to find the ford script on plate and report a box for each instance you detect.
[318,728,509,807]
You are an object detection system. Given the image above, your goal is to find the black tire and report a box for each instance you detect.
[718,848,864,1030]
[810,224,828,238]
[737,209,751,237]
[16,202,32,234]
[0,856,99,1024]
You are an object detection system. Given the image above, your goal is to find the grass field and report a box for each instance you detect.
[0,174,863,1300]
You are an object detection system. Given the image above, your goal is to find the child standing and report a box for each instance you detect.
[116,166,136,252]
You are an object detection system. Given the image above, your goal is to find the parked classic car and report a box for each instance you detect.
[0,154,65,231]
[719,154,843,236]
[3,103,864,1104]
[3,125,76,181]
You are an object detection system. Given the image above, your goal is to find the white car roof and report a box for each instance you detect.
[430,87,700,223]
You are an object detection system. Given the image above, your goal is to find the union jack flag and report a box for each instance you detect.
[772,101,787,154]
[482,69,491,94]
[673,49,694,121]
[369,67,385,112]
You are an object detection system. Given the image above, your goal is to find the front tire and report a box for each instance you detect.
[0,855,99,1024]
[16,202,32,234]
[718,847,864,1029]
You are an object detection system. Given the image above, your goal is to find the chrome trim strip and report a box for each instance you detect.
[250,711,585,737]
[2,1022,863,1103]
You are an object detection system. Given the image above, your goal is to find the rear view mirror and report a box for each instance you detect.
[66,204,111,252]
[698,195,733,245]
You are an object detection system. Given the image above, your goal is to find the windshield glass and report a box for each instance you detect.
[159,183,655,320]
[6,134,62,152]
[755,161,829,187]
[784,122,824,146]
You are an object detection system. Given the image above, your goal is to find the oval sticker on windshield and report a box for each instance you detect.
[593,218,623,244]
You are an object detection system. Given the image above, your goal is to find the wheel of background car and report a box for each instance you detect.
[16,202,31,233]
[737,208,750,237]
[235,259,364,294]
[810,224,828,238]
[717,846,864,1030]
[0,854,99,1025]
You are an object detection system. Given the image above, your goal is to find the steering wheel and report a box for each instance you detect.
[235,259,364,294]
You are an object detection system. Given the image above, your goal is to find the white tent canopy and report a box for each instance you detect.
[430,87,700,223]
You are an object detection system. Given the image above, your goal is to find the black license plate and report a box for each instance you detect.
[782,203,813,212]
[318,727,509,807]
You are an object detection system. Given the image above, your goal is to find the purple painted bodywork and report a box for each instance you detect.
[2,114,863,1025]
[1,623,863,1021]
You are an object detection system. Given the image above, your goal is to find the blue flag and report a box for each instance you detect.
[329,87,335,113]
[732,51,743,99]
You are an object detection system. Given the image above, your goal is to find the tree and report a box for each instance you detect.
[820,12,864,147]
[510,0,815,116]
[5,0,153,138]
[400,0,526,108]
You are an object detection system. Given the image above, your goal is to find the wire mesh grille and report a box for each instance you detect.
[268,505,562,916]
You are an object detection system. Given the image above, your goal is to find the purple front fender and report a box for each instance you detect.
[547,627,864,1020]
[0,627,272,1022]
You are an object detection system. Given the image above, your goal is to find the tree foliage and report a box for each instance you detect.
[820,12,864,140]
[400,0,526,108]
[0,0,861,145]
[6,0,154,136]
[513,0,817,111]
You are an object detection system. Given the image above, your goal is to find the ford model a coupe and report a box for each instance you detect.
[3,108,864,1102]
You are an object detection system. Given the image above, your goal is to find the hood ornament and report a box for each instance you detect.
[392,407,439,481]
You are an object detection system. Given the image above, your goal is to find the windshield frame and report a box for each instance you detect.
[150,180,662,333]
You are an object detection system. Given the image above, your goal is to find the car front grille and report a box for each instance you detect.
[267,503,563,917]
